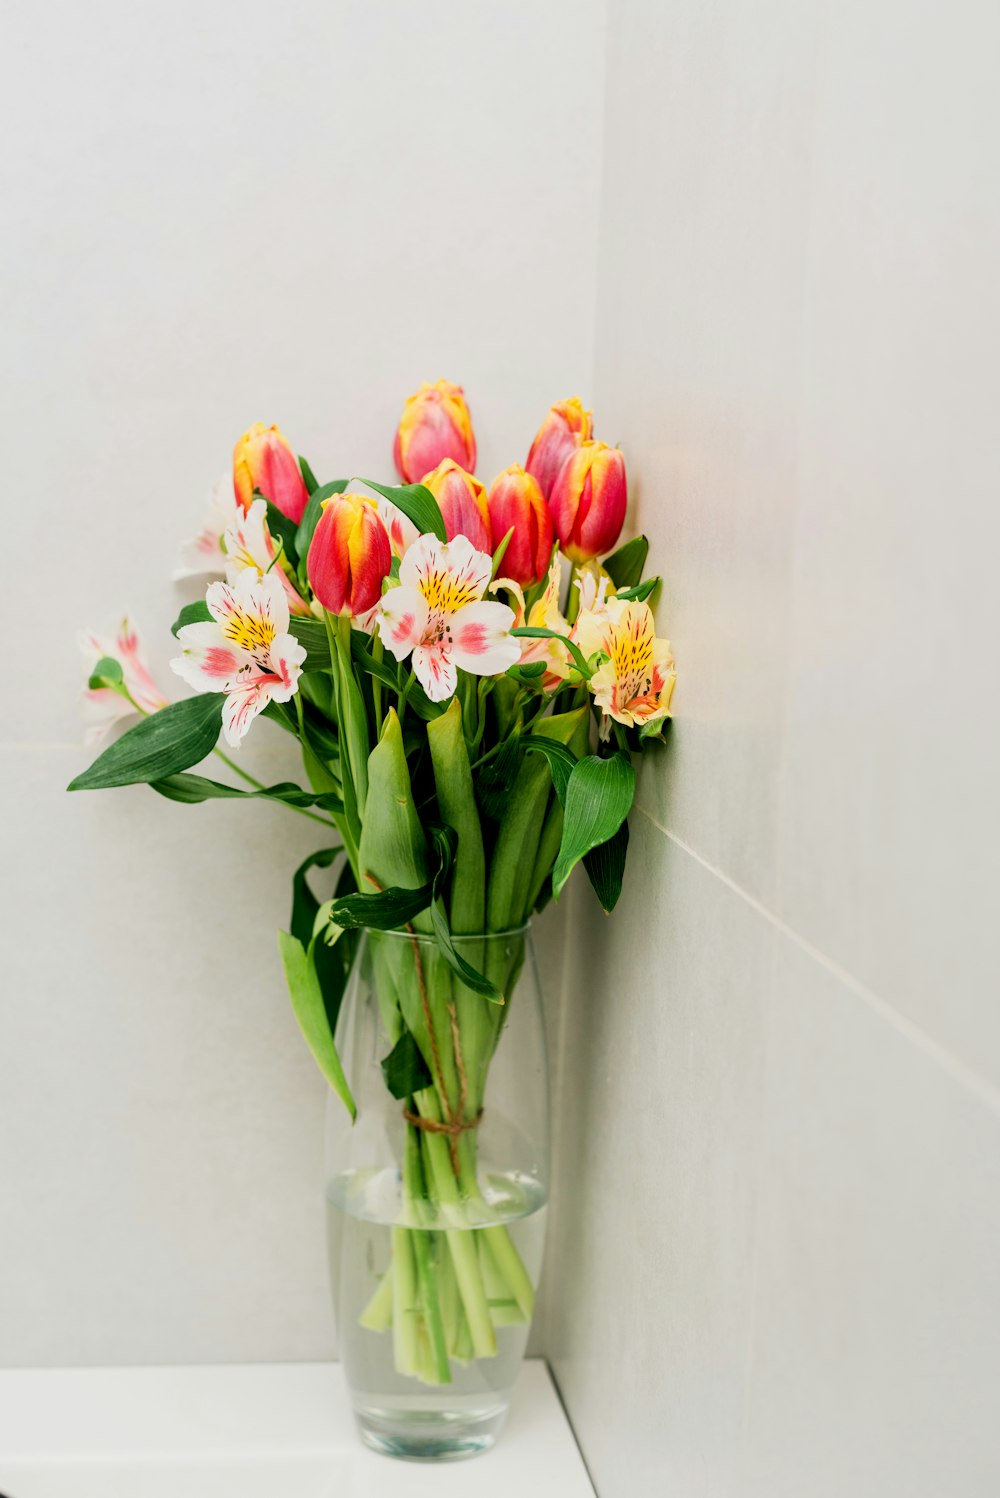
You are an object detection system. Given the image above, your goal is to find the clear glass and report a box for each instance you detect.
[325,925,549,1461]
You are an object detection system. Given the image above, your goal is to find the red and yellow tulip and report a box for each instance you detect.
[486,465,554,588]
[525,397,593,501]
[393,380,477,484]
[549,440,627,564]
[307,493,392,619]
[420,459,491,552]
[232,423,310,525]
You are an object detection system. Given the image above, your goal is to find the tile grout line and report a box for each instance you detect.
[634,802,1000,1119]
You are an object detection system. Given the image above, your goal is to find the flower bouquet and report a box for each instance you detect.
[71,381,675,1457]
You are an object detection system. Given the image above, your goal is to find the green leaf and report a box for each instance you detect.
[426,824,502,1001]
[291,847,341,947]
[264,498,300,568]
[88,656,123,690]
[615,576,660,603]
[171,599,212,636]
[604,535,649,588]
[359,478,446,544]
[149,772,343,815]
[68,694,225,791]
[278,930,355,1119]
[552,751,636,899]
[289,615,331,671]
[583,818,630,912]
[511,626,592,677]
[380,1030,433,1100]
[329,880,433,931]
[523,736,577,806]
[299,455,320,495]
[491,526,515,579]
[296,479,348,567]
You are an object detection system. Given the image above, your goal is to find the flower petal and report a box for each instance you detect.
[412,644,457,702]
[265,632,307,701]
[220,677,274,747]
[448,600,520,676]
[377,585,430,662]
[399,532,492,610]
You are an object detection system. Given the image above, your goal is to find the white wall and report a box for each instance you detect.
[543,2,1000,1495]
[0,0,605,1365]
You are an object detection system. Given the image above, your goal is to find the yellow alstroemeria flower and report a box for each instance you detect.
[576,596,676,737]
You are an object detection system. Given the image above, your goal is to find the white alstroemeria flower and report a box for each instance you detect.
[575,597,676,739]
[223,498,311,615]
[374,495,419,559]
[574,559,614,617]
[78,619,170,744]
[170,570,306,747]
[174,476,241,579]
[378,533,519,702]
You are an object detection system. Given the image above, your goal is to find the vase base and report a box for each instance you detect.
[353,1400,509,1461]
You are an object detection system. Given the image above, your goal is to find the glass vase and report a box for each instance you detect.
[324,924,548,1461]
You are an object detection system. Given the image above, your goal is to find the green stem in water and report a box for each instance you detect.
[391,1225,419,1378]
[403,1123,451,1384]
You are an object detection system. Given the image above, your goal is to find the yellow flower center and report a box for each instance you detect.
[222,609,276,656]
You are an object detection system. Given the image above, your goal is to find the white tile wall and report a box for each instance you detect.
[0,0,604,1364]
[544,1,1000,1493]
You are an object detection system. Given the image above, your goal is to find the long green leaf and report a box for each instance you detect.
[604,535,649,588]
[328,880,433,930]
[359,478,446,543]
[523,736,577,807]
[552,752,636,899]
[150,772,343,815]
[278,930,355,1119]
[583,818,630,912]
[68,694,224,791]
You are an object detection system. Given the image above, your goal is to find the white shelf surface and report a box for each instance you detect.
[0,1359,593,1498]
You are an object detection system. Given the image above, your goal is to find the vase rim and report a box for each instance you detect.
[365,922,531,946]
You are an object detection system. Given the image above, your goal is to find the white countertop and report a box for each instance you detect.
[0,1359,593,1498]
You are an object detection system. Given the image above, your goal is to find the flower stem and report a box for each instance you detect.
[211,747,336,829]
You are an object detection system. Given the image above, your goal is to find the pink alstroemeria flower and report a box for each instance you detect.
[79,619,170,744]
[223,498,311,616]
[174,477,241,580]
[170,570,306,747]
[378,533,519,702]
[576,597,676,738]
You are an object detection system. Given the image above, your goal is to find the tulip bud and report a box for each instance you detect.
[525,397,593,501]
[420,459,491,553]
[393,380,476,483]
[549,441,627,564]
[487,466,554,588]
[307,493,392,618]
[233,423,310,525]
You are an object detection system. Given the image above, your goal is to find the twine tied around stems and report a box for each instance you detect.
[402,1106,483,1139]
